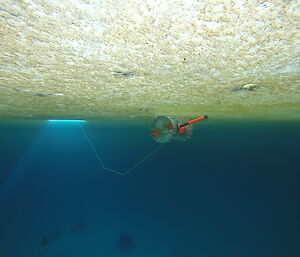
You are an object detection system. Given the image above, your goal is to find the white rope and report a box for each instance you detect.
[80,124,164,177]
[123,144,164,176]
[79,124,105,169]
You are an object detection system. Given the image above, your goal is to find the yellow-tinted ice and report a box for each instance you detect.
[0,0,299,120]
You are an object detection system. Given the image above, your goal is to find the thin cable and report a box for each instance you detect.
[80,123,165,176]
[103,167,125,177]
[80,124,105,169]
[123,144,165,176]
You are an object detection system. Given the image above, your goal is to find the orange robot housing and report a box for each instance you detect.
[150,114,208,143]
[177,114,208,135]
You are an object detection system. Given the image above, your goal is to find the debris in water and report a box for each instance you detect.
[231,84,260,92]
[113,71,135,77]
[33,92,53,97]
[13,88,56,97]
[70,220,89,233]
[242,84,258,91]
[117,233,134,252]
[39,236,49,247]
[49,229,62,240]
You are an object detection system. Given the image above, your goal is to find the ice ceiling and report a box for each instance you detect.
[0,0,299,120]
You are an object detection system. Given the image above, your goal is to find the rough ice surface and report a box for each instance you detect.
[0,0,299,120]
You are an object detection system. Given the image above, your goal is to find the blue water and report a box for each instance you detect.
[0,120,299,257]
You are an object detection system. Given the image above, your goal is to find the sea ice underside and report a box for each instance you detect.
[0,1,299,121]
